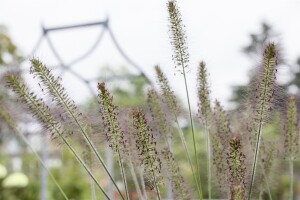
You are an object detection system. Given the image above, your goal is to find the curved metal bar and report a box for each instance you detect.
[106,26,153,86]
[68,27,107,66]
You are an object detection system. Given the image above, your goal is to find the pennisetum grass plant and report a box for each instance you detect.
[197,61,213,199]
[167,0,203,199]
[131,109,162,200]
[226,137,246,200]
[29,59,124,200]
[283,95,299,200]
[3,1,295,199]
[155,65,201,198]
[97,82,129,200]
[5,73,110,199]
[248,43,279,200]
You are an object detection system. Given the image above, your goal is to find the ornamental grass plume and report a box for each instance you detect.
[248,43,279,199]
[147,89,171,144]
[162,148,189,200]
[283,95,299,200]
[197,61,213,199]
[155,65,200,196]
[211,100,232,193]
[97,82,129,200]
[167,1,202,197]
[6,74,109,199]
[155,65,179,119]
[227,137,246,200]
[30,58,124,200]
[132,109,162,199]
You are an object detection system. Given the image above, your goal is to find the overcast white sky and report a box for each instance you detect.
[1,0,300,109]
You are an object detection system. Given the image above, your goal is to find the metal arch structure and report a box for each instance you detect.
[36,18,152,96]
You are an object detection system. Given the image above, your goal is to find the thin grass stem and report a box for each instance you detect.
[118,151,129,200]
[139,168,147,200]
[174,118,201,197]
[152,170,161,200]
[19,130,69,200]
[205,124,212,200]
[289,157,294,200]
[182,69,203,200]
[129,161,144,200]
[248,122,263,199]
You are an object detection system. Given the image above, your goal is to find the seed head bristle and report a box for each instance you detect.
[254,43,278,124]
[226,137,246,200]
[30,58,83,125]
[162,149,189,200]
[147,89,171,139]
[97,82,127,154]
[198,61,212,126]
[213,100,231,144]
[167,0,189,73]
[211,133,228,193]
[6,74,63,139]
[0,105,17,133]
[154,65,179,119]
[132,109,161,183]
[284,96,299,158]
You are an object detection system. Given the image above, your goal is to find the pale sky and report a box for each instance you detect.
[1,0,300,109]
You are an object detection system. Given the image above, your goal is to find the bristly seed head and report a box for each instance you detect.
[147,89,171,139]
[155,65,179,119]
[97,82,127,155]
[162,148,189,200]
[284,95,299,158]
[167,0,189,73]
[6,73,63,139]
[253,43,279,124]
[198,61,212,126]
[132,109,161,182]
[226,137,246,200]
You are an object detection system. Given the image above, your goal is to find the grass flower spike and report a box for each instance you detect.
[197,61,213,199]
[155,65,179,118]
[155,65,200,197]
[6,74,109,199]
[167,1,202,198]
[132,109,162,199]
[167,0,189,73]
[284,95,299,200]
[248,43,279,199]
[30,58,124,200]
[227,137,246,200]
[284,96,299,158]
[98,82,129,200]
[162,149,189,200]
